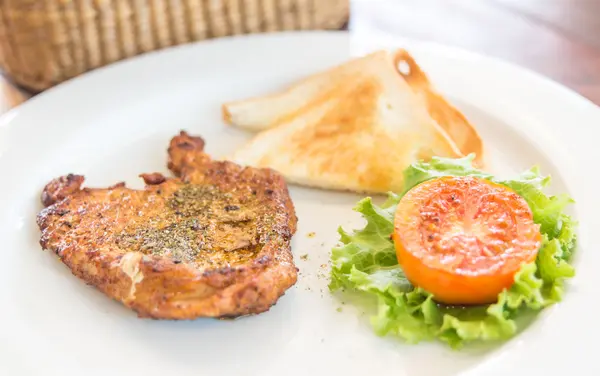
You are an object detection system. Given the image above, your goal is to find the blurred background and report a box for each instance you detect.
[1,0,598,113]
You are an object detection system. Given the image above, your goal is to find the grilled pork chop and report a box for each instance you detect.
[37,131,298,319]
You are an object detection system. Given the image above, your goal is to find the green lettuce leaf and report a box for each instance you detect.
[329,155,577,348]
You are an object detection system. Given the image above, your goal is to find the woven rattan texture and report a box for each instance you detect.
[0,0,349,90]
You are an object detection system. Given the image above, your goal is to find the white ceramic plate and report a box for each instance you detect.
[1,32,599,376]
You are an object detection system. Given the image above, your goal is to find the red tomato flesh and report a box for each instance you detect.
[393,176,542,305]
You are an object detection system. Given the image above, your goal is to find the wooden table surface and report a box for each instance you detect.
[2,0,600,114]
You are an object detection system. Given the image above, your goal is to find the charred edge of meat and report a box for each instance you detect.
[167,131,206,177]
[140,173,167,185]
[41,174,85,207]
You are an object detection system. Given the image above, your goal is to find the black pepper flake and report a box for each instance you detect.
[265,189,273,195]
[224,205,240,212]
[173,260,182,264]
[428,235,434,241]
[450,194,456,201]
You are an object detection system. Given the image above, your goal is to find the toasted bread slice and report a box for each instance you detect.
[393,50,485,167]
[222,49,484,168]
[37,132,298,319]
[223,50,481,194]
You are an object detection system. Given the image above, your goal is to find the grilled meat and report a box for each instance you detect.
[36,131,298,319]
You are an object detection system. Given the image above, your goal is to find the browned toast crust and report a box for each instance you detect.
[37,131,298,319]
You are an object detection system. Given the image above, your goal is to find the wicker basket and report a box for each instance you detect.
[0,0,349,91]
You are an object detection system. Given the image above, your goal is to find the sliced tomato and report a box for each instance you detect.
[393,176,541,305]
